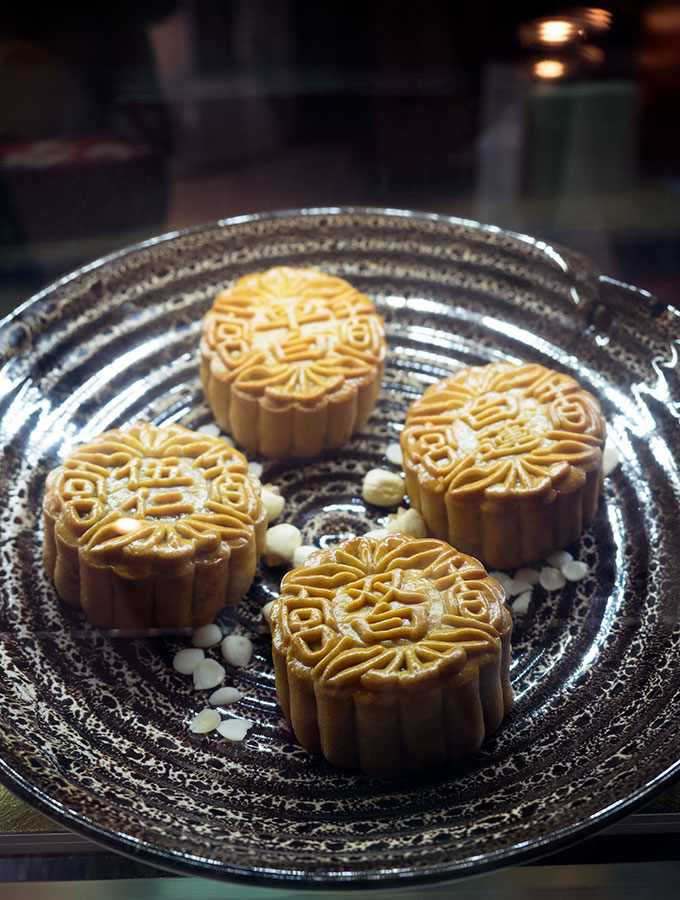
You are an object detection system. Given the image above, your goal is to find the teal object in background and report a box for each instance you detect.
[526,81,638,198]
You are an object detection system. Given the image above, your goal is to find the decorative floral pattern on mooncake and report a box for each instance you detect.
[200,267,386,458]
[43,423,267,629]
[400,362,606,569]
[271,534,513,778]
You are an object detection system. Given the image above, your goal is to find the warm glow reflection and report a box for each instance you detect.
[583,8,612,32]
[111,517,144,535]
[645,5,680,34]
[539,19,575,44]
[534,59,566,79]
[580,44,605,65]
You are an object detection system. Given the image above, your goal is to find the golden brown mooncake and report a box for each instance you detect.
[200,266,386,458]
[400,362,606,570]
[42,423,267,629]
[270,534,513,779]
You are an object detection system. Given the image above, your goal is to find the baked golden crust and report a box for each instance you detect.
[400,362,606,569]
[271,534,513,778]
[42,423,267,629]
[200,266,386,458]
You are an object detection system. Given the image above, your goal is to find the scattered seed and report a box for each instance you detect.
[197,423,220,436]
[546,550,573,568]
[539,566,567,591]
[217,718,253,741]
[514,567,541,585]
[489,571,513,594]
[385,507,427,538]
[361,469,405,507]
[173,648,205,675]
[562,560,589,581]
[511,591,532,615]
[248,461,263,478]
[261,484,285,523]
[192,658,226,690]
[292,544,316,568]
[209,686,243,706]
[189,709,222,733]
[221,634,253,667]
[385,442,403,467]
[261,600,274,628]
[191,624,222,648]
[603,442,620,476]
[264,523,302,566]
[507,579,533,597]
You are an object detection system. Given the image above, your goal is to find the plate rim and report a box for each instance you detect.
[1,753,678,888]
[4,203,642,329]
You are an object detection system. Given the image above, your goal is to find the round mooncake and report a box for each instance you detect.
[200,266,386,458]
[271,534,513,778]
[42,423,267,629]
[400,362,606,570]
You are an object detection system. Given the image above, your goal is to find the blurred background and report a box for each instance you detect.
[1,0,679,316]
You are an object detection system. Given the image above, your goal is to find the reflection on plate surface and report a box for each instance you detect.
[0,208,679,888]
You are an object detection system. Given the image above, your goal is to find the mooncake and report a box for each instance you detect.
[271,534,513,778]
[42,423,267,629]
[200,266,386,458]
[400,362,606,570]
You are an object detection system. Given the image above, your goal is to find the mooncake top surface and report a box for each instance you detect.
[201,266,386,402]
[400,362,606,499]
[43,422,265,568]
[272,534,511,690]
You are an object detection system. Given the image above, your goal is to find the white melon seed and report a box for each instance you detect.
[261,600,274,628]
[385,442,404,467]
[173,648,205,675]
[562,560,589,581]
[539,566,567,591]
[191,624,223,648]
[507,579,534,597]
[292,544,317,568]
[514,567,541,585]
[189,709,221,733]
[361,469,405,507]
[209,686,243,706]
[261,484,285,523]
[384,507,427,538]
[192,658,226,690]
[603,442,620,476]
[221,634,253,667]
[489,571,513,594]
[511,591,533,615]
[546,550,573,568]
[217,718,253,741]
[264,523,302,566]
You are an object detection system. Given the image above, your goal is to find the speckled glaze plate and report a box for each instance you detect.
[1,208,679,888]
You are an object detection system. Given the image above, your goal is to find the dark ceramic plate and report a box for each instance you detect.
[1,209,679,888]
